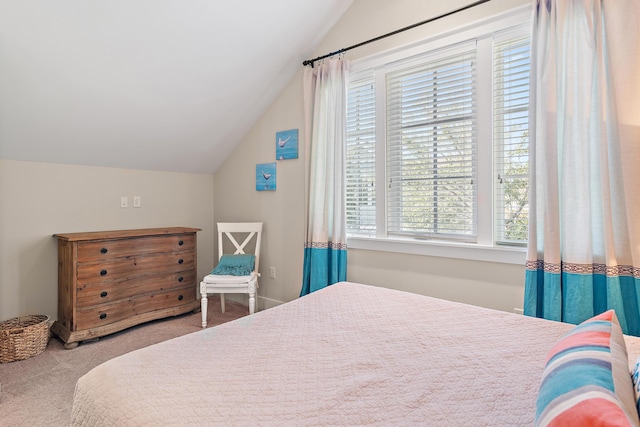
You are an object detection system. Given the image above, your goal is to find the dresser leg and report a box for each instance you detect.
[64,341,79,350]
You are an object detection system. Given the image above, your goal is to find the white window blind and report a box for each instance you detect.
[346,75,376,236]
[493,34,530,245]
[386,47,477,239]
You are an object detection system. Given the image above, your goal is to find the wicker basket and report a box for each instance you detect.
[0,315,50,363]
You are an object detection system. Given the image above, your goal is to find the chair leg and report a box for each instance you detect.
[200,293,208,328]
[220,294,226,313]
[248,291,255,315]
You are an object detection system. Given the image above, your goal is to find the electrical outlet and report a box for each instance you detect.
[120,196,128,208]
[133,196,141,208]
[269,266,276,279]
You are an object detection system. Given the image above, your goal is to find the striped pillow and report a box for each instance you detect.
[632,357,640,416]
[535,310,640,427]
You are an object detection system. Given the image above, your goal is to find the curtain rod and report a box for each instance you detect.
[302,0,492,67]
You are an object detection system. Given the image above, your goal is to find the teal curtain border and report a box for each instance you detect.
[524,269,640,336]
[300,247,347,296]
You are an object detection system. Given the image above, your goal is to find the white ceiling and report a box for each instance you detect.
[0,1,353,174]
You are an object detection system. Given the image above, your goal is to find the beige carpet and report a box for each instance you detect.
[0,297,247,427]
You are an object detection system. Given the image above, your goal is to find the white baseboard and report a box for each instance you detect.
[258,296,284,311]
[218,294,285,311]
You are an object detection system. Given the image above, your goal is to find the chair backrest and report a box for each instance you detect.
[217,222,263,273]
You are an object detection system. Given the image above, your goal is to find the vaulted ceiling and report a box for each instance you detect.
[0,1,353,173]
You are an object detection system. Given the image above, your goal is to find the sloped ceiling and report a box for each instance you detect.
[0,0,353,174]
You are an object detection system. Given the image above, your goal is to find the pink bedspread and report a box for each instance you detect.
[71,281,640,426]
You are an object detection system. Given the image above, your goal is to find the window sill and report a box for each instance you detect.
[347,236,526,265]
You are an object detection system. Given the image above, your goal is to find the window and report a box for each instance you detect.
[386,44,476,240]
[346,77,376,236]
[493,34,530,245]
[346,13,530,254]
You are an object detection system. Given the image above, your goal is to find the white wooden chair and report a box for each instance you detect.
[199,222,263,328]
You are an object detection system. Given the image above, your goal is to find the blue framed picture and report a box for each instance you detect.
[256,162,276,191]
[276,129,298,160]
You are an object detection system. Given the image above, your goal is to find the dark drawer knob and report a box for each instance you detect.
[99,313,107,320]
[178,295,184,301]
[178,259,184,264]
[100,269,108,276]
[178,276,184,282]
[178,240,184,246]
[100,247,108,254]
[100,291,108,298]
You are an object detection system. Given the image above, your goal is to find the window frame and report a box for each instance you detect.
[346,5,530,265]
[492,26,531,246]
[385,42,478,241]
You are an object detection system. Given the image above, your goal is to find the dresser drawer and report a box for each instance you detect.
[77,270,196,307]
[77,234,196,262]
[75,286,196,331]
[77,251,195,283]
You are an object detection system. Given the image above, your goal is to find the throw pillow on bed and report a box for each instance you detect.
[535,310,640,427]
[632,357,640,417]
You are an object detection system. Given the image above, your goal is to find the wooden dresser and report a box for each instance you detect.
[51,227,200,349]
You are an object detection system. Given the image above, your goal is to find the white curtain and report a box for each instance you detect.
[524,0,640,334]
[300,59,349,296]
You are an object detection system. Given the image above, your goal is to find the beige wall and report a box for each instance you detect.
[214,0,530,313]
[1,0,532,322]
[0,159,215,321]
[214,74,306,308]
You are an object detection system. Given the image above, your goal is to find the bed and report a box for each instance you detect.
[71,281,640,426]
